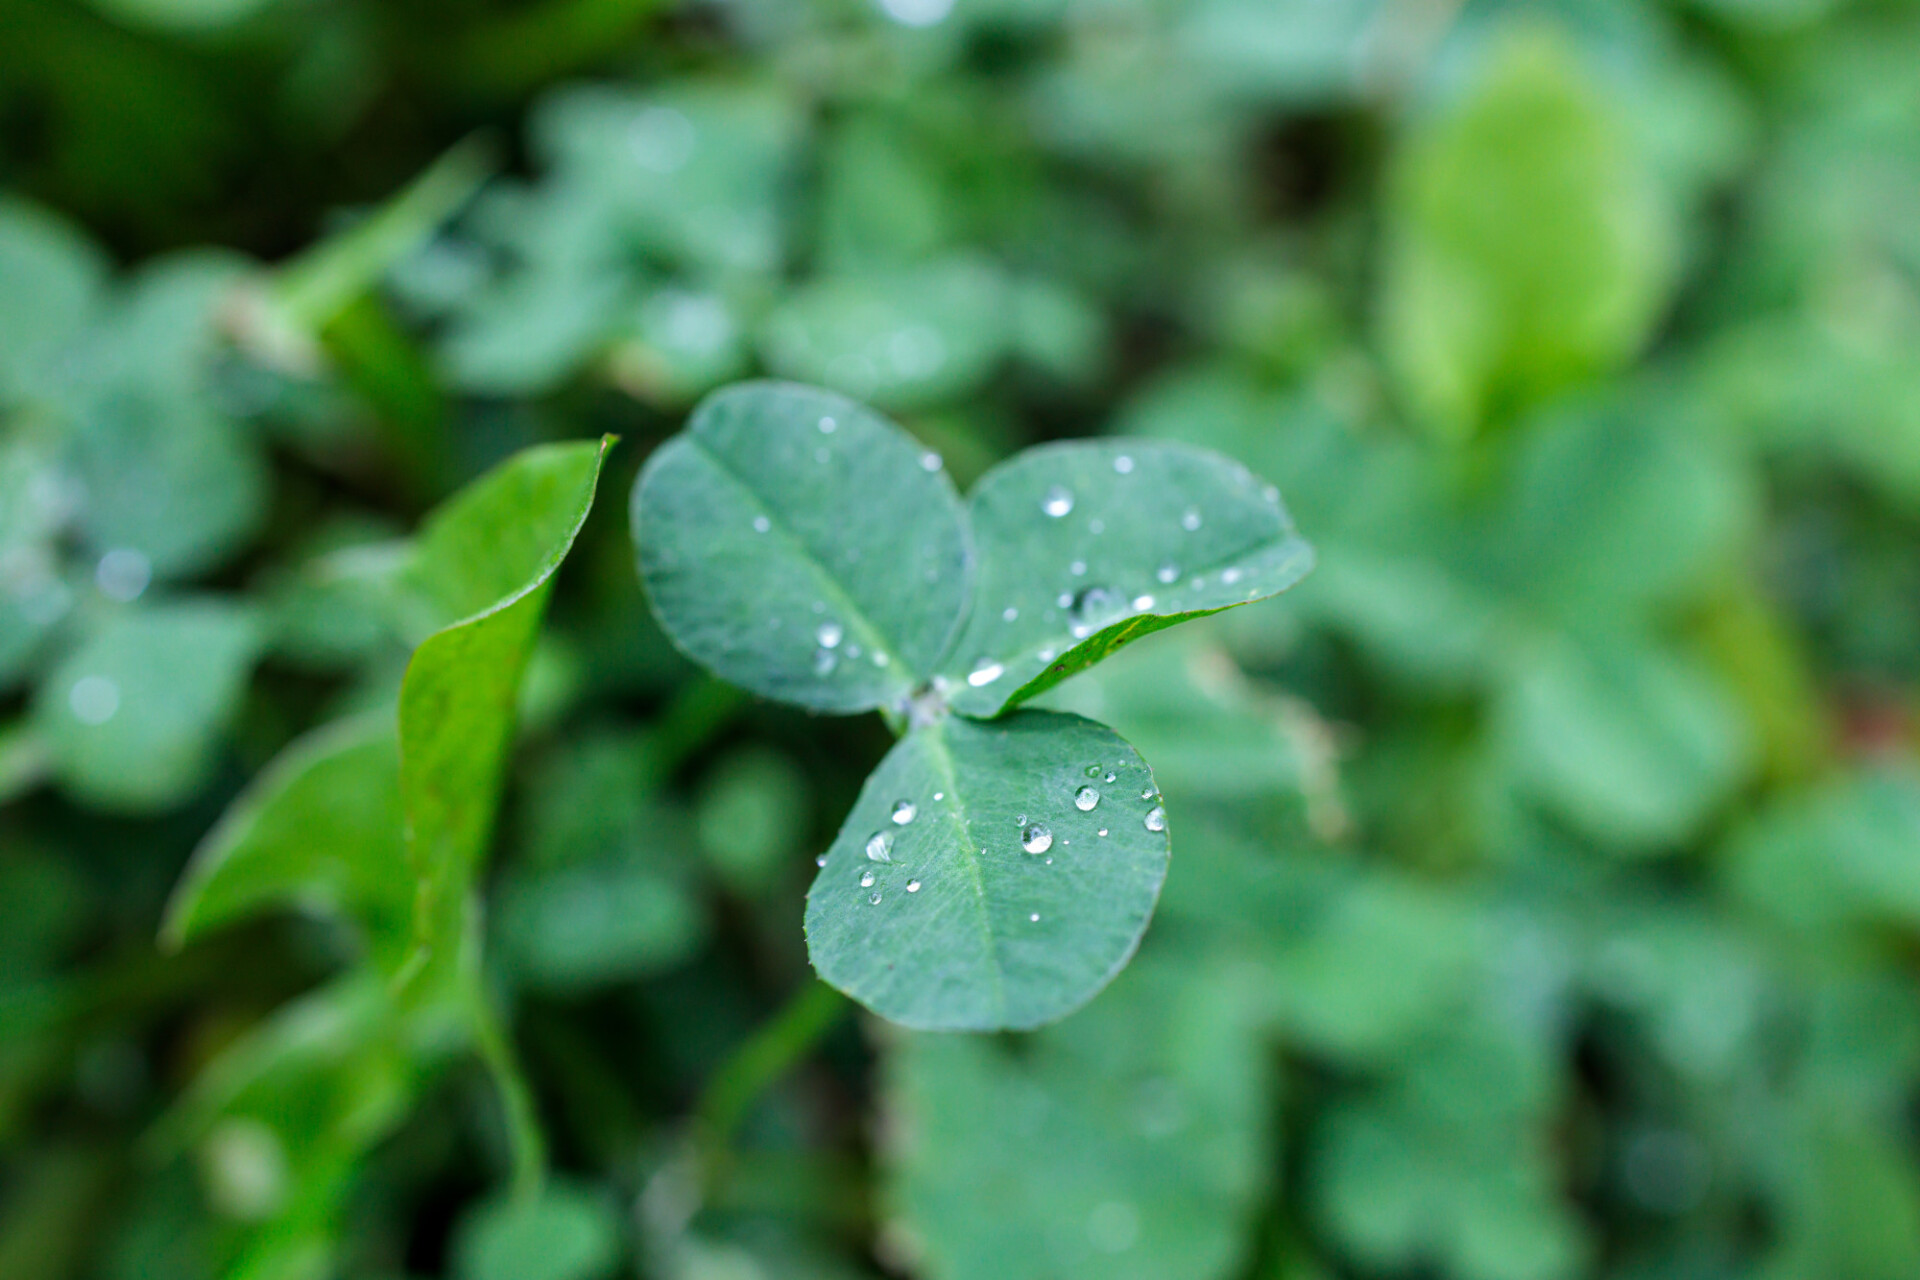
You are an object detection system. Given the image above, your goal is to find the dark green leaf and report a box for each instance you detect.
[633,381,970,712]
[942,439,1312,718]
[805,709,1167,1031]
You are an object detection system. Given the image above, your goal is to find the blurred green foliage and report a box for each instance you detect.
[7,1,1920,1279]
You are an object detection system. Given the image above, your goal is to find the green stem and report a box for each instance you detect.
[470,990,548,1203]
[694,981,847,1176]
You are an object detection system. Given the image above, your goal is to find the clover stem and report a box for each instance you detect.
[693,980,847,1189]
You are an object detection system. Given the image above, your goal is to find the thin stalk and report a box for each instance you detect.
[693,981,848,1181]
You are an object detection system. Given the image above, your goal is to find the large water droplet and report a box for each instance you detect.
[865,831,894,863]
[1144,806,1167,833]
[1021,824,1054,855]
[891,799,917,825]
[1156,562,1179,584]
[1181,508,1202,531]
[967,657,1004,687]
[1042,485,1075,518]
[1075,785,1100,811]
[816,622,843,649]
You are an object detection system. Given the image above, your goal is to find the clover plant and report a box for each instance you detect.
[633,380,1313,1030]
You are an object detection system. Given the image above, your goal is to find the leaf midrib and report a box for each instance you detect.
[685,432,921,687]
[923,720,1008,1024]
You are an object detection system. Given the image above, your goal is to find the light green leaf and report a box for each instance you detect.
[0,197,107,406]
[886,938,1270,1280]
[1380,26,1674,437]
[942,439,1312,718]
[632,382,970,713]
[451,1183,621,1280]
[1497,630,1751,852]
[33,600,262,811]
[160,714,409,963]
[401,438,612,975]
[1724,768,1920,933]
[804,709,1167,1031]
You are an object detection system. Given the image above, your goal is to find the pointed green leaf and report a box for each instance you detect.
[886,938,1270,1280]
[942,439,1312,718]
[32,599,262,811]
[632,381,971,713]
[401,438,612,976]
[160,715,409,964]
[804,709,1168,1031]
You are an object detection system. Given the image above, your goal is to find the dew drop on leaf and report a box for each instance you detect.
[860,870,876,888]
[865,831,894,863]
[1075,785,1100,811]
[891,799,917,825]
[1070,559,1087,577]
[1030,912,1041,922]
[1104,771,1115,783]
[1181,507,1202,531]
[1002,606,1018,622]
[967,658,1004,687]
[1021,823,1053,854]
[816,854,829,867]
[906,880,921,893]
[1041,485,1074,518]
[818,415,837,434]
[1131,594,1154,611]
[752,515,771,533]
[920,451,943,472]
[813,648,837,676]
[1156,562,1179,584]
[1085,764,1102,777]
[870,892,883,905]
[816,621,843,649]
[1113,455,1134,474]
[1221,567,1243,585]
[1144,805,1167,833]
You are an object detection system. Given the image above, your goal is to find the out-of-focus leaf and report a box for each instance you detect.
[804,709,1167,1031]
[886,937,1270,1280]
[1496,630,1751,851]
[0,197,107,406]
[33,599,262,811]
[1381,26,1675,437]
[695,746,811,892]
[160,715,409,963]
[632,382,970,713]
[400,438,612,979]
[941,439,1312,718]
[1724,769,1920,933]
[450,1183,621,1280]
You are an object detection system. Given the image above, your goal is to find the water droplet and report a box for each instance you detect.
[1144,806,1167,833]
[967,657,1004,687]
[1021,824,1054,855]
[1038,647,1057,662]
[906,880,921,893]
[752,515,771,534]
[1132,594,1154,611]
[866,831,894,863]
[1069,585,1124,637]
[813,648,837,676]
[1002,606,1019,622]
[1056,591,1074,609]
[846,643,862,659]
[891,799,917,825]
[860,870,876,888]
[933,791,945,801]
[1097,827,1108,837]
[1181,508,1202,531]
[95,549,151,602]
[1015,813,1028,825]
[1113,455,1135,474]
[816,854,829,867]
[69,675,119,725]
[1070,559,1088,577]
[1041,485,1074,518]
[816,622,843,649]
[920,451,943,472]
[818,415,837,434]
[1030,912,1041,922]
[1104,771,1115,783]
[1085,764,1103,777]
[1263,484,1280,504]
[870,892,883,905]
[1075,785,1100,811]
[874,651,890,666]
[1221,567,1243,585]
[1156,562,1179,584]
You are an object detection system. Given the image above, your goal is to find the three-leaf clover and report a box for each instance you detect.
[633,382,1312,1030]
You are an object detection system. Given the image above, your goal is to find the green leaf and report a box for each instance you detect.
[1724,768,1920,933]
[632,382,970,713]
[33,600,262,811]
[941,439,1312,718]
[451,1184,621,1280]
[1380,26,1674,437]
[399,437,612,976]
[804,709,1168,1031]
[0,197,107,407]
[1496,630,1751,852]
[159,714,410,964]
[886,938,1270,1280]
